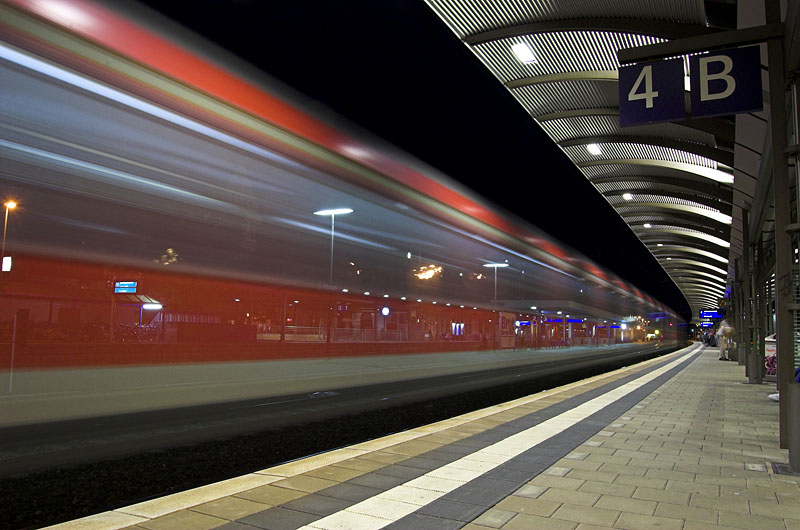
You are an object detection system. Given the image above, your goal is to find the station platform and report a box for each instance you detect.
[47,343,799,530]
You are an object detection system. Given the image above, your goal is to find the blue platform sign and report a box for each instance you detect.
[690,45,762,118]
[619,57,685,126]
[699,309,723,319]
[114,281,137,293]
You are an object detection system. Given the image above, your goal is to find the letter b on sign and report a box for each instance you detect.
[690,45,762,118]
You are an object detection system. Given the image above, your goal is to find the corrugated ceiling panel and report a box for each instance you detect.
[540,116,716,145]
[473,32,664,82]
[607,194,724,213]
[564,143,718,168]
[425,0,707,39]
[513,80,619,115]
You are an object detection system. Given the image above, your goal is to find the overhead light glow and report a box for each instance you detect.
[622,193,633,201]
[644,223,652,228]
[657,243,663,247]
[511,42,536,63]
[587,143,602,156]
[314,208,353,216]
[142,303,162,310]
[483,263,510,268]
[2,256,11,272]
[530,306,537,310]
[381,307,390,316]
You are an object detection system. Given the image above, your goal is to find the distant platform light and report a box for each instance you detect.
[400,296,407,300]
[1,256,11,272]
[142,303,162,310]
[511,42,536,64]
[587,143,602,156]
[643,223,652,228]
[363,291,370,295]
[530,306,537,310]
[342,288,349,292]
[657,243,663,247]
[406,251,412,259]
[381,306,390,316]
[622,193,633,201]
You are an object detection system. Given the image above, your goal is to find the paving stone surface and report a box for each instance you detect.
[51,346,798,530]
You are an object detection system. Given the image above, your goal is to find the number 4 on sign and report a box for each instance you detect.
[618,58,683,127]
[628,65,659,108]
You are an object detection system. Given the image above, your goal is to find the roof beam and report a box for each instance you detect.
[623,211,731,235]
[464,18,719,46]
[562,136,733,167]
[617,23,782,64]
[616,202,731,225]
[507,70,617,88]
[605,189,732,212]
[634,227,730,249]
[579,159,734,184]
[537,109,734,146]
[590,175,734,204]
[652,245,729,264]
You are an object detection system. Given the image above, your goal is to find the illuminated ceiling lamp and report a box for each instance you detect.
[622,193,633,201]
[511,42,536,64]
[587,143,602,156]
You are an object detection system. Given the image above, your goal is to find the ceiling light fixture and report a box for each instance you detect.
[587,143,602,156]
[511,42,536,64]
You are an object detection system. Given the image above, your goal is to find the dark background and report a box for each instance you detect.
[135,0,693,322]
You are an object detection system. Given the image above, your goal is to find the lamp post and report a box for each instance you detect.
[483,262,509,306]
[483,262,509,348]
[314,208,353,285]
[2,200,17,270]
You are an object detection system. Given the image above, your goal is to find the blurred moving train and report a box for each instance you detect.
[0,0,684,426]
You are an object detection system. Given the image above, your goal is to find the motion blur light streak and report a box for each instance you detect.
[0,139,234,208]
[0,43,301,169]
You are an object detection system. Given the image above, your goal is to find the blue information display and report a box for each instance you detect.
[114,281,137,293]
[619,57,685,126]
[700,322,714,328]
[699,309,723,319]
[690,45,762,118]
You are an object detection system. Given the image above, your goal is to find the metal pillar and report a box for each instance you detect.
[742,209,756,378]
[766,0,794,449]
[752,240,765,384]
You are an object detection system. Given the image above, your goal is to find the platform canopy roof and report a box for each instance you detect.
[425,0,739,323]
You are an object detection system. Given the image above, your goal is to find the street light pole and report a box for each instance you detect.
[314,208,353,286]
[2,201,17,268]
[483,262,509,348]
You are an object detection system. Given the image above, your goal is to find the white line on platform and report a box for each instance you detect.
[299,347,700,530]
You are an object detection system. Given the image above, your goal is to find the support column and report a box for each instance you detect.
[765,0,794,448]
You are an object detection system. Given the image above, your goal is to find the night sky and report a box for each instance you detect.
[135,0,692,322]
